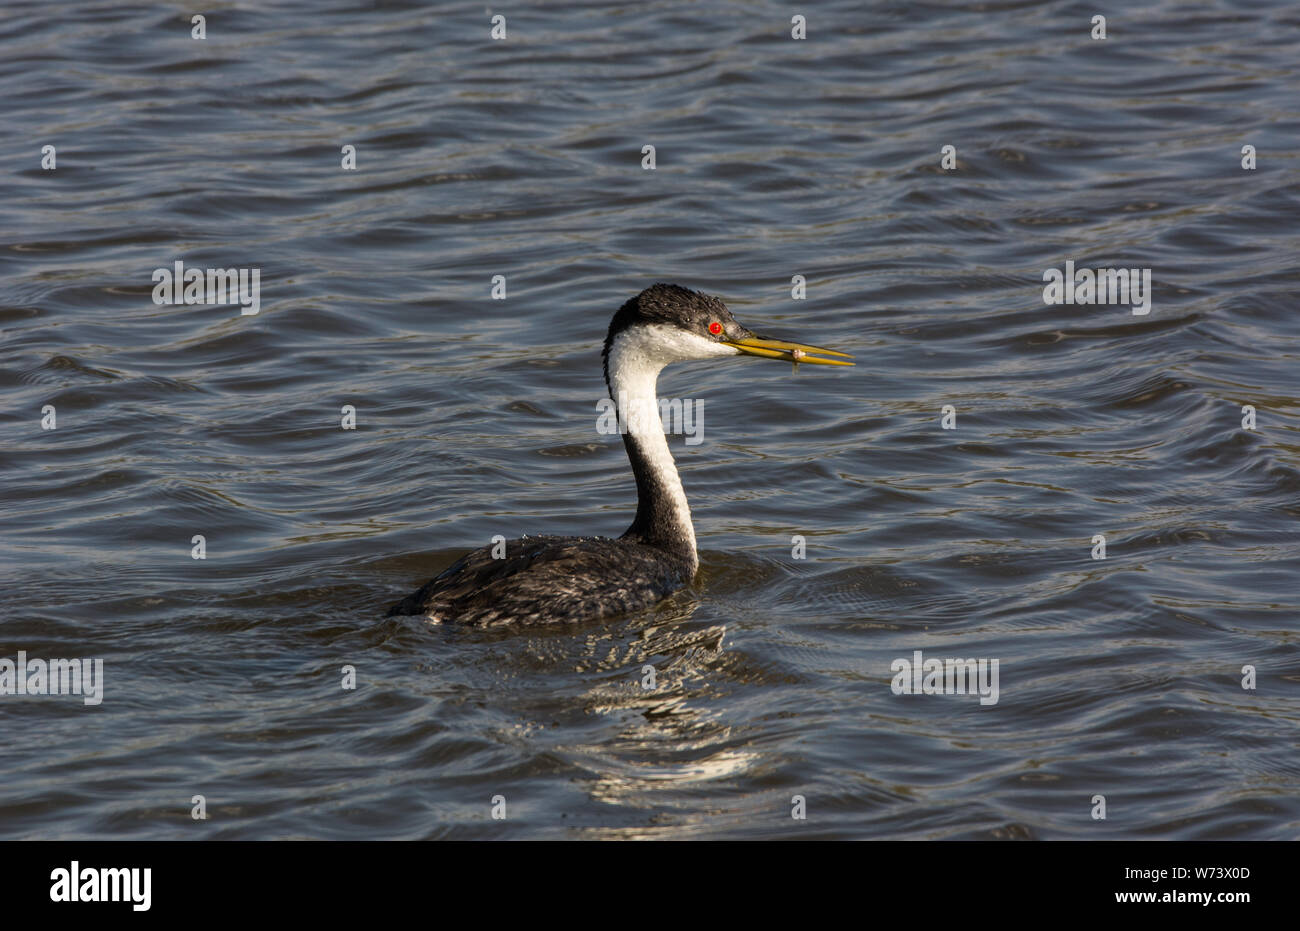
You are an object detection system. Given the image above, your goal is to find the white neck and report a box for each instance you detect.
[604,324,734,570]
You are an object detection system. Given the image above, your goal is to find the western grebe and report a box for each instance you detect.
[387,283,852,625]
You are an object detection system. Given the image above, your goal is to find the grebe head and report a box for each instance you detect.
[602,283,853,392]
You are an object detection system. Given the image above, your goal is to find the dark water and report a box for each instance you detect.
[2,0,1298,839]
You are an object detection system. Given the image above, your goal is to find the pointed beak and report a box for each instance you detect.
[720,334,854,366]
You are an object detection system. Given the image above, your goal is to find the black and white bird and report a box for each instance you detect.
[387,283,852,625]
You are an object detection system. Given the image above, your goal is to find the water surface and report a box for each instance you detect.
[2,0,1299,839]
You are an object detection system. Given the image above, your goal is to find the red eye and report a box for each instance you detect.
[708,321,723,335]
